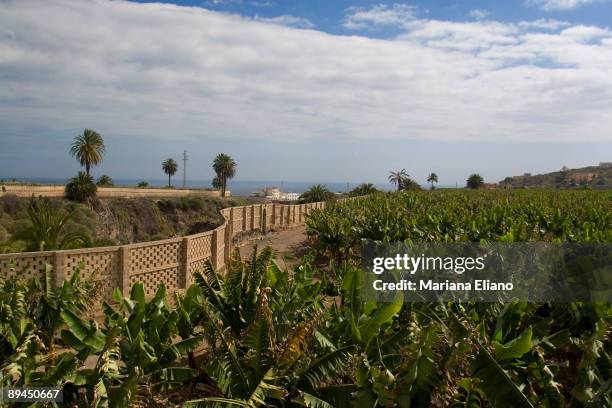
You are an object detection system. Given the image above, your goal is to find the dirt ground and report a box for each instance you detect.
[235,226,311,270]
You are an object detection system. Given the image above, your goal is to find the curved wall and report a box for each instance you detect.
[0,201,326,301]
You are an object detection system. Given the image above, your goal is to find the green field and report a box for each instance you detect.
[1,190,610,407]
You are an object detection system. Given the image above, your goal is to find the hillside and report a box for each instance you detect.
[499,164,612,189]
[0,195,248,254]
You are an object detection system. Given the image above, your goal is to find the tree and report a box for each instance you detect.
[65,171,97,202]
[12,199,89,251]
[211,176,221,190]
[299,184,334,203]
[388,169,409,191]
[96,174,113,187]
[162,158,178,187]
[466,173,484,189]
[401,176,421,191]
[350,183,379,197]
[70,129,105,176]
[212,153,236,197]
[137,181,149,188]
[427,172,438,190]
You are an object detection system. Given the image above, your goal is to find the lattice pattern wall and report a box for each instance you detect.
[187,232,213,285]
[253,205,262,229]
[232,207,244,233]
[64,249,120,302]
[0,199,341,302]
[215,227,225,269]
[189,233,212,260]
[130,267,180,297]
[244,206,253,230]
[0,253,54,281]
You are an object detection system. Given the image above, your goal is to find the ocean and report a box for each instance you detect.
[1,177,398,196]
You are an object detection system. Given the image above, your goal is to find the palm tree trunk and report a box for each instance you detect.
[168,174,171,187]
[86,163,90,176]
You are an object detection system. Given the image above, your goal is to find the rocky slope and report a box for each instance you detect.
[0,195,247,253]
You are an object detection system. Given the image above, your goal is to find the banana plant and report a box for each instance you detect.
[60,282,201,407]
[186,247,355,407]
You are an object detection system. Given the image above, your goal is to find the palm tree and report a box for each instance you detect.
[70,129,105,176]
[65,171,97,202]
[162,158,178,187]
[213,153,236,197]
[349,183,379,197]
[467,173,485,189]
[12,199,90,251]
[427,172,438,190]
[96,174,113,186]
[299,184,333,203]
[388,169,408,191]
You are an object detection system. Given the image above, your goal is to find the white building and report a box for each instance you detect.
[263,187,299,201]
[281,192,300,201]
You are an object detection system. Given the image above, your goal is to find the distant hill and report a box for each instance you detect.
[499,163,612,189]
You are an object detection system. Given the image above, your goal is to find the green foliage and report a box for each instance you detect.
[213,153,237,197]
[388,169,421,191]
[70,128,105,176]
[137,181,149,188]
[11,199,90,251]
[1,190,609,407]
[304,190,610,407]
[299,184,335,203]
[427,172,439,190]
[0,265,99,390]
[307,190,611,245]
[388,169,408,191]
[349,183,379,197]
[65,171,98,202]
[467,173,485,189]
[162,158,178,187]
[96,174,114,186]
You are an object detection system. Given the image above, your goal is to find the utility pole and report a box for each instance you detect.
[182,150,188,188]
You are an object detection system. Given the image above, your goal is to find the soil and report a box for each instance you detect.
[235,226,311,270]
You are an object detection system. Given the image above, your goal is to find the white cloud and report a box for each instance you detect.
[343,3,417,29]
[561,25,610,42]
[254,14,314,28]
[469,9,489,20]
[518,19,571,30]
[206,0,242,5]
[252,1,274,7]
[0,0,611,146]
[525,0,597,11]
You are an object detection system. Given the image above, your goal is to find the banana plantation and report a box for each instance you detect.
[1,190,610,407]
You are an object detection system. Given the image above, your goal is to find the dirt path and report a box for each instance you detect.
[235,226,311,270]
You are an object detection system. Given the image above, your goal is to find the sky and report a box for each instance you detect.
[0,0,611,186]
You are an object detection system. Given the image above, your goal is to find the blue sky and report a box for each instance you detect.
[0,0,611,186]
[133,0,612,33]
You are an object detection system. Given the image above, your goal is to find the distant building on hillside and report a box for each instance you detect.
[254,187,299,202]
[599,162,612,168]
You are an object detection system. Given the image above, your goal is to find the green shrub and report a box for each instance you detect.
[11,199,90,251]
[96,174,114,186]
[65,172,97,202]
[0,224,8,242]
[299,184,335,203]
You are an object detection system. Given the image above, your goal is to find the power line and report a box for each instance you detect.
[182,150,188,188]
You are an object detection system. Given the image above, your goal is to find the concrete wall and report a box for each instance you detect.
[0,185,225,198]
[0,200,330,301]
